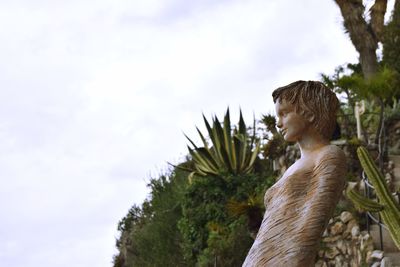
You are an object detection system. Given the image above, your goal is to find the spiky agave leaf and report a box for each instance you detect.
[185,108,260,180]
[249,112,256,149]
[223,108,234,169]
[233,134,242,173]
[238,110,246,136]
[188,146,218,175]
[213,115,234,172]
[243,142,260,174]
[196,126,209,149]
[236,133,248,172]
[203,114,225,168]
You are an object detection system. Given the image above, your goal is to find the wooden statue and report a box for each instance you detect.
[243,81,347,266]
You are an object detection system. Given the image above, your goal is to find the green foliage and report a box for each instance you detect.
[113,169,189,267]
[260,114,278,134]
[184,108,260,180]
[197,218,254,267]
[385,98,400,122]
[178,175,227,264]
[226,194,263,218]
[262,134,287,160]
[346,146,400,250]
[114,110,278,266]
[178,171,274,265]
[383,2,400,79]
[259,113,288,160]
[350,67,399,101]
[321,64,361,104]
[323,64,399,103]
[321,64,400,144]
[117,205,143,233]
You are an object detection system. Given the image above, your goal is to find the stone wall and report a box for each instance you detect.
[315,211,384,267]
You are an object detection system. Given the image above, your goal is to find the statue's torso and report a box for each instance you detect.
[243,145,346,267]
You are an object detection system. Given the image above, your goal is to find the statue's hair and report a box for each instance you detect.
[272,80,339,140]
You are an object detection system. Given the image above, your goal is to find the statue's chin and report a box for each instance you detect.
[283,135,296,143]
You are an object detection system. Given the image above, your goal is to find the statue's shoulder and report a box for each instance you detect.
[315,144,346,167]
[318,144,345,158]
[312,145,347,192]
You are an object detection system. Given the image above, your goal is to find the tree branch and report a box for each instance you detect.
[335,0,375,51]
[334,0,381,78]
[370,0,388,42]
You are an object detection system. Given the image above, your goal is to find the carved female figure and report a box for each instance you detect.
[243,81,346,266]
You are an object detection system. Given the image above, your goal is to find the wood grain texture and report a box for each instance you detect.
[243,145,346,267]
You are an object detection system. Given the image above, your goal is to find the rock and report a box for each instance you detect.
[381,257,389,267]
[323,235,341,243]
[342,231,351,239]
[331,222,345,235]
[360,233,374,251]
[317,211,383,266]
[346,242,353,256]
[314,259,327,267]
[335,255,345,266]
[346,219,358,231]
[336,239,346,254]
[388,160,394,169]
[351,225,360,238]
[385,173,392,182]
[322,229,328,237]
[325,247,340,259]
[371,250,384,260]
[340,211,353,223]
[357,249,362,264]
[366,251,373,263]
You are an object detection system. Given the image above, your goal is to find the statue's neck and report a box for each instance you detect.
[298,132,329,159]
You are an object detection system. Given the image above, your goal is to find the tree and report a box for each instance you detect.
[383,0,400,76]
[113,170,189,267]
[334,0,389,79]
[332,0,400,146]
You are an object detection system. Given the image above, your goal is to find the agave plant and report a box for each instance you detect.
[346,146,400,250]
[184,108,260,181]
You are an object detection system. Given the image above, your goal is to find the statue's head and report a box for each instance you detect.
[272,80,339,140]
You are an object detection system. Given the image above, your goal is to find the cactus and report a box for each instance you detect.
[346,146,400,250]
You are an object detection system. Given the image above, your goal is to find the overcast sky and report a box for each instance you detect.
[0,0,378,266]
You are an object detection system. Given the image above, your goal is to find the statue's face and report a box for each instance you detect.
[275,99,310,142]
